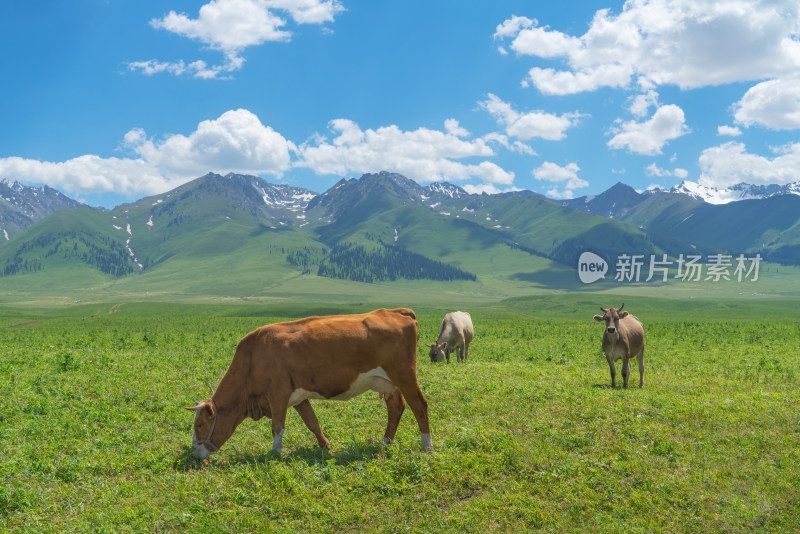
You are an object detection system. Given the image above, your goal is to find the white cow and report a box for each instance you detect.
[428,311,473,363]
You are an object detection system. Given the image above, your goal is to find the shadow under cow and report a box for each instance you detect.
[173,441,386,471]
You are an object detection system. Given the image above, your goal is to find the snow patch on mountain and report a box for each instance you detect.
[293,192,316,202]
[423,182,467,199]
[125,223,143,271]
[653,180,800,205]
[252,182,317,212]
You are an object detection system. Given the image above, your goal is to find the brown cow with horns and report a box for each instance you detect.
[593,304,645,389]
[186,308,432,460]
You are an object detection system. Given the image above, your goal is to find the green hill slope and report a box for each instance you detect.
[436,192,692,265]
[0,206,137,278]
[619,192,800,263]
[1,171,796,305]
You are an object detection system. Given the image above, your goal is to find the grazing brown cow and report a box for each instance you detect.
[593,304,645,389]
[186,308,432,460]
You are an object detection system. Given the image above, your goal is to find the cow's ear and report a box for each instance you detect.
[441,341,448,349]
[619,311,629,318]
[593,314,604,322]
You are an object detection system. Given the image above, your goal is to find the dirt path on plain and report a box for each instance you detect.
[4,320,42,328]
[109,304,121,314]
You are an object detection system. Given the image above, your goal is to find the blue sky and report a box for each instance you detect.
[2,0,800,208]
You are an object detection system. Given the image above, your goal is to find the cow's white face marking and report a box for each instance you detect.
[190,410,208,459]
[191,425,212,460]
[192,441,211,460]
[189,402,217,459]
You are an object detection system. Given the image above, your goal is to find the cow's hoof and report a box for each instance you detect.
[421,433,433,450]
[381,437,393,445]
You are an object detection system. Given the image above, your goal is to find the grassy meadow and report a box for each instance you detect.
[1,298,799,532]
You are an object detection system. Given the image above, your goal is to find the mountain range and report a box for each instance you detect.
[1,171,799,296]
[657,180,800,204]
[0,180,82,241]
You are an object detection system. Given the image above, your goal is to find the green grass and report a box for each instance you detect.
[1,298,799,532]
[2,255,798,310]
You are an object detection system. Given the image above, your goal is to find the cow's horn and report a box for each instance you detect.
[619,303,624,312]
[183,400,206,411]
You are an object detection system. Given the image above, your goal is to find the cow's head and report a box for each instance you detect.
[593,304,628,335]
[428,342,447,363]
[185,399,220,460]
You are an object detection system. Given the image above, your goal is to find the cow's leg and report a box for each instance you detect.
[269,395,289,454]
[637,348,645,388]
[390,374,431,449]
[621,355,630,389]
[607,357,617,388]
[463,339,470,363]
[457,336,465,363]
[445,350,451,364]
[293,400,330,450]
[382,388,405,445]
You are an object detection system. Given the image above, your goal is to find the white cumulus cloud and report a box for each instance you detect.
[0,109,294,198]
[734,76,800,130]
[0,155,169,198]
[493,15,536,41]
[126,57,240,80]
[296,119,514,185]
[151,0,292,51]
[480,93,582,141]
[481,133,537,155]
[608,104,689,155]
[130,0,344,78]
[444,118,470,138]
[126,109,294,178]
[645,162,688,179]
[698,141,800,187]
[532,161,588,199]
[629,90,659,118]
[495,1,800,95]
[717,125,742,137]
